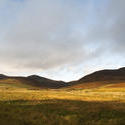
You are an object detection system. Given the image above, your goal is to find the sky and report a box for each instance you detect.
[0,0,125,81]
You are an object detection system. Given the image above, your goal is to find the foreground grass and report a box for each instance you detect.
[0,87,125,125]
[0,100,125,125]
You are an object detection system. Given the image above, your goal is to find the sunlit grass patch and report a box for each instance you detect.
[0,83,125,125]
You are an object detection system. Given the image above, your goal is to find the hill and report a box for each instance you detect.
[1,67,125,89]
[0,74,7,79]
[0,75,67,89]
[79,67,125,82]
[68,67,125,89]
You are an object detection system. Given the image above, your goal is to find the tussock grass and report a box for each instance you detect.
[0,83,125,125]
[0,99,125,125]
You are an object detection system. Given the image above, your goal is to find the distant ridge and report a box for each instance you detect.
[69,67,125,89]
[0,67,125,89]
[79,67,125,83]
[0,74,7,79]
[27,75,67,88]
[0,74,67,89]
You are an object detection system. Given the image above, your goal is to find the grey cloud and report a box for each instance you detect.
[1,0,95,71]
[0,0,125,74]
[96,0,125,52]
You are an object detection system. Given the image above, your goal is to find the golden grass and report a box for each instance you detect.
[0,83,125,125]
[0,86,125,102]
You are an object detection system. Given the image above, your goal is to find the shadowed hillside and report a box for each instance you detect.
[1,67,125,89]
[0,75,67,89]
[27,75,67,88]
[68,67,125,89]
[0,74,7,79]
[79,67,125,82]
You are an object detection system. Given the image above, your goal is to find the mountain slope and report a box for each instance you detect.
[0,74,7,79]
[79,67,125,82]
[1,67,125,89]
[27,75,67,88]
[0,75,67,89]
[69,67,125,89]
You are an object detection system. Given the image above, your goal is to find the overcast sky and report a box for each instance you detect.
[0,0,125,81]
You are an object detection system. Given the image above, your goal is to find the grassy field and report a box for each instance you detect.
[0,83,125,125]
